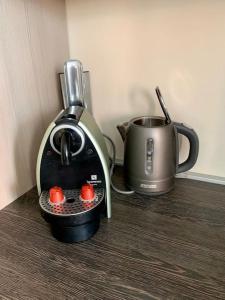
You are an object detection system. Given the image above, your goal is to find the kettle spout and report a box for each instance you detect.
[117,122,129,142]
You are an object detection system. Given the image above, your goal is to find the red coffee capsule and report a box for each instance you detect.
[49,186,64,204]
[80,184,95,201]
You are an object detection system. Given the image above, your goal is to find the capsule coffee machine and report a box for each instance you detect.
[36,60,111,243]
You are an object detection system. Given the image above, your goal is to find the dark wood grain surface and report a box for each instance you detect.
[0,167,225,300]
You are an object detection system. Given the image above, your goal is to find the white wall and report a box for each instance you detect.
[0,0,69,209]
[66,0,225,177]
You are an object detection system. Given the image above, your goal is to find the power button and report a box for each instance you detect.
[146,138,154,173]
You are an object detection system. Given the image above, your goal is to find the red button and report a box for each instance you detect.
[80,184,95,201]
[49,186,64,204]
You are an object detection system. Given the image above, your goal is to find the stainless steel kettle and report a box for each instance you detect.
[117,89,199,195]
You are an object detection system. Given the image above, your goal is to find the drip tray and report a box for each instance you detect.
[39,188,104,216]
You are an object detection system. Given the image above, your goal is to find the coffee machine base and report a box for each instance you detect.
[40,188,105,243]
[50,221,100,243]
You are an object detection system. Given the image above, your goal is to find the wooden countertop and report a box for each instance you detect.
[0,168,225,299]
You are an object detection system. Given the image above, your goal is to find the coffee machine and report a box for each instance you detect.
[36,60,111,243]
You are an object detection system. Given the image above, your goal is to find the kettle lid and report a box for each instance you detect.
[155,87,171,124]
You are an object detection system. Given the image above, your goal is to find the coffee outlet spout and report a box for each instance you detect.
[60,131,72,166]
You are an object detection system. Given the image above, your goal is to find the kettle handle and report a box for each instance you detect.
[175,122,199,174]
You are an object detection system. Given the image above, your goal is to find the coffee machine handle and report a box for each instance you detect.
[175,122,199,174]
[61,131,72,166]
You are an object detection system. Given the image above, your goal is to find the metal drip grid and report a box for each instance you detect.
[39,188,104,216]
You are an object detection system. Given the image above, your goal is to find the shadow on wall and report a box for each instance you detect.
[12,78,63,199]
[102,86,156,131]
[13,117,44,198]
[101,86,183,160]
[101,87,155,159]
[129,87,156,116]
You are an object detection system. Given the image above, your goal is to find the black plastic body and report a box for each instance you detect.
[41,201,104,243]
[40,130,105,191]
[60,131,72,166]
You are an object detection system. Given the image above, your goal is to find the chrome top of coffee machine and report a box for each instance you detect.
[59,66,93,114]
[36,60,111,243]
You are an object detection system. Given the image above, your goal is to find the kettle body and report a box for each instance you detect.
[117,116,199,195]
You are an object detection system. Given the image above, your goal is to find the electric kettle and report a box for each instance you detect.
[117,88,199,195]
